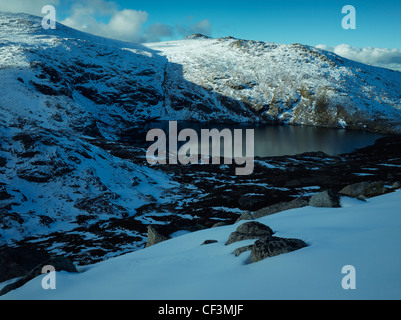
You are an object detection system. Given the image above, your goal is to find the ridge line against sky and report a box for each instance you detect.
[0,0,400,71]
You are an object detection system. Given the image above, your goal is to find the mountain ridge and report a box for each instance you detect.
[146,36,401,134]
[1,12,401,134]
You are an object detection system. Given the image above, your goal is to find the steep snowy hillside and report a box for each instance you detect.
[147,36,401,133]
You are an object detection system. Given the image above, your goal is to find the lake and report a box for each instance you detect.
[124,121,385,158]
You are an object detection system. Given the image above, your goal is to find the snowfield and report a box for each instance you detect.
[2,191,401,300]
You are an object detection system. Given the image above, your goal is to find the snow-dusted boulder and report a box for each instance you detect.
[309,190,341,208]
[251,236,307,263]
[226,221,274,245]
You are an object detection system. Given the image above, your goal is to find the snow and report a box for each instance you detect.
[2,191,401,300]
[145,37,401,133]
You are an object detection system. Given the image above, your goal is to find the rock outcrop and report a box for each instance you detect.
[0,255,77,296]
[226,222,274,245]
[253,198,309,218]
[145,226,171,248]
[226,222,307,263]
[309,190,341,208]
[251,236,307,263]
[339,181,387,198]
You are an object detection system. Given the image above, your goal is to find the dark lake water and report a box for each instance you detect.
[126,121,384,158]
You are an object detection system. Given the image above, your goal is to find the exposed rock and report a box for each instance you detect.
[232,245,253,257]
[253,198,308,219]
[212,221,228,228]
[251,236,308,263]
[339,181,387,198]
[201,240,218,246]
[309,190,341,208]
[357,195,367,201]
[392,181,401,189]
[0,156,7,167]
[234,211,254,223]
[238,195,265,210]
[226,222,273,245]
[0,184,12,201]
[16,168,53,183]
[0,255,78,296]
[145,225,170,248]
[74,192,127,217]
[185,34,211,40]
[0,246,51,283]
[12,132,37,150]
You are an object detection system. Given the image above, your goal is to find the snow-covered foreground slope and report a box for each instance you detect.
[2,191,401,300]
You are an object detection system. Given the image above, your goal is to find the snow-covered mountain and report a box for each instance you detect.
[146,36,401,133]
[1,12,400,135]
[1,11,401,278]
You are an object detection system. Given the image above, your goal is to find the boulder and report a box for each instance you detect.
[309,190,341,208]
[0,246,50,283]
[145,225,170,248]
[253,198,308,219]
[251,236,308,263]
[0,156,7,167]
[234,211,254,223]
[0,255,77,296]
[232,245,253,257]
[201,240,218,246]
[226,222,273,245]
[392,181,401,189]
[211,221,228,228]
[339,181,386,198]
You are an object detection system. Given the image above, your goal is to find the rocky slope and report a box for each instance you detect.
[0,12,181,258]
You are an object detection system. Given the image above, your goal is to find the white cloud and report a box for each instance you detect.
[0,0,212,43]
[59,0,149,43]
[316,44,401,72]
[177,18,212,37]
[0,0,59,15]
[60,1,212,43]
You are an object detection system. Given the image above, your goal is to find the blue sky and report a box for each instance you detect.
[140,0,401,49]
[0,0,400,51]
[0,0,399,48]
[54,0,401,49]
